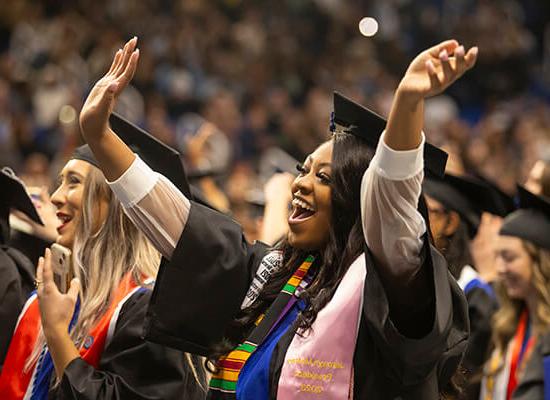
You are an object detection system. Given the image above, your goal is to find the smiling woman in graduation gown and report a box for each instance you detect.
[79,37,478,399]
[481,187,550,400]
[0,147,207,400]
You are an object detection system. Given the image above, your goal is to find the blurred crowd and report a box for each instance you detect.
[0,0,549,238]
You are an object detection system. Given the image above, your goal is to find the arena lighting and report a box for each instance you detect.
[359,17,379,37]
[59,105,77,125]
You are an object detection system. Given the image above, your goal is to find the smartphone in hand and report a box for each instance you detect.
[50,243,73,293]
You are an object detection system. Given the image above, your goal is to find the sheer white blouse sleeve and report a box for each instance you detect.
[361,130,427,276]
[107,156,190,260]
[108,134,426,272]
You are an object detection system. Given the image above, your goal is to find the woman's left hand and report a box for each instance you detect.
[36,248,80,339]
[79,37,139,143]
[398,40,478,101]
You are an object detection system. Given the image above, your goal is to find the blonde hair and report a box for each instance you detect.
[71,166,159,345]
[26,165,204,386]
[486,240,550,376]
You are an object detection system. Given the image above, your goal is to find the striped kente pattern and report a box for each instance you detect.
[209,255,315,394]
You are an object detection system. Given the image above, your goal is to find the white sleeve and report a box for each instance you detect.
[107,156,191,260]
[361,131,427,275]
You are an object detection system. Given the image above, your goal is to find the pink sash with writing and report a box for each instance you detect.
[277,254,366,399]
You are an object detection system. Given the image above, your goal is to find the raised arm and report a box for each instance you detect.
[79,37,139,181]
[362,40,477,330]
[385,40,477,152]
[78,38,189,259]
[364,40,477,272]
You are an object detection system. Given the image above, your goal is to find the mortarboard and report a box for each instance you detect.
[423,173,497,237]
[332,92,448,178]
[72,144,100,169]
[72,140,221,212]
[0,167,43,226]
[500,186,550,250]
[473,173,515,217]
[109,113,192,199]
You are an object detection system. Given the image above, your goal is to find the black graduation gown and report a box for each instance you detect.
[0,244,35,370]
[144,202,469,399]
[49,290,207,400]
[512,331,550,400]
[460,284,498,400]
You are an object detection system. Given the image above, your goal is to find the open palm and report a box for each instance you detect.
[399,40,478,100]
[79,37,140,140]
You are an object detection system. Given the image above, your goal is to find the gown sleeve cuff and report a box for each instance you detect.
[371,131,425,181]
[107,155,159,208]
[61,357,92,390]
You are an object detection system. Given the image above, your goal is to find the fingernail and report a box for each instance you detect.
[455,45,464,57]
[425,60,435,73]
[471,46,479,57]
[439,50,448,61]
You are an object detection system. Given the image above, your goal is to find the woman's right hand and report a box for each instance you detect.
[397,40,478,103]
[79,37,139,143]
[471,213,502,283]
[264,173,294,206]
[259,173,295,245]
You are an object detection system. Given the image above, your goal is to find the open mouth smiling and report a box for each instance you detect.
[288,196,316,225]
[56,212,73,233]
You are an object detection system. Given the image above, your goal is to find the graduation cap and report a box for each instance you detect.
[0,167,43,242]
[332,92,448,178]
[0,167,43,226]
[423,173,498,238]
[473,173,516,217]
[72,144,100,169]
[500,186,550,250]
[109,113,192,199]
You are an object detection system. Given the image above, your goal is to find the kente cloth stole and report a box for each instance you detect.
[0,274,148,400]
[209,255,315,394]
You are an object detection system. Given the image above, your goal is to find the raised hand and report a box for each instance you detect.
[385,40,478,151]
[471,213,502,283]
[260,173,295,245]
[79,37,140,143]
[398,40,478,101]
[264,172,295,205]
[186,122,217,168]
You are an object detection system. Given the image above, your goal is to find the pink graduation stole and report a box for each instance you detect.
[277,253,366,399]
